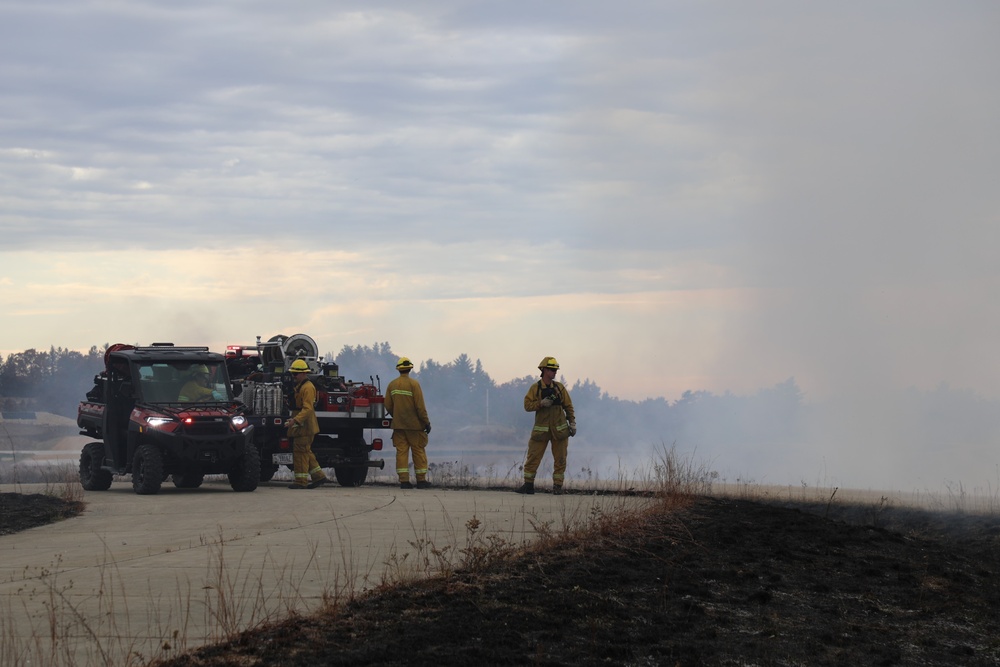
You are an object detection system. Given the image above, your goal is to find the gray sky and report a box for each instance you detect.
[2,2,999,483]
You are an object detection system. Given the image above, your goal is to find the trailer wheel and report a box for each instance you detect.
[259,464,279,482]
[172,470,205,489]
[79,442,113,491]
[132,445,164,495]
[229,443,260,492]
[334,466,368,487]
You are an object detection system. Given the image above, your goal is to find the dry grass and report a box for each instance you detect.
[0,461,84,502]
[712,479,1000,517]
[7,443,1000,667]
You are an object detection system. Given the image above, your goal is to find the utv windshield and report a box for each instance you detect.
[134,360,233,404]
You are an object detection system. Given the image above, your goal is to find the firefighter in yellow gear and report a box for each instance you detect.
[286,359,328,490]
[384,357,432,489]
[178,365,214,402]
[516,356,576,495]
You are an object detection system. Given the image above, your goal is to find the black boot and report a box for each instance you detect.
[515,482,534,495]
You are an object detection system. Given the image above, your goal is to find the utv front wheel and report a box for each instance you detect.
[132,444,164,495]
[228,444,260,492]
[79,442,113,491]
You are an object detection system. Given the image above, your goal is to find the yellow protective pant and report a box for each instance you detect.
[292,435,326,487]
[523,436,568,487]
[392,429,429,483]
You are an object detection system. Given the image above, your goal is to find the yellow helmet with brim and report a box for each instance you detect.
[538,356,559,371]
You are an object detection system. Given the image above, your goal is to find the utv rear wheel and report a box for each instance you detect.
[172,470,205,489]
[79,442,113,491]
[334,466,368,487]
[229,444,260,492]
[132,444,164,495]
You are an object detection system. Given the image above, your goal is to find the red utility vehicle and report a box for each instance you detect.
[77,344,259,495]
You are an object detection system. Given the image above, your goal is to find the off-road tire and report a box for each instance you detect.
[79,442,113,491]
[228,444,260,492]
[172,470,205,489]
[334,465,368,487]
[132,444,164,495]
[259,463,279,482]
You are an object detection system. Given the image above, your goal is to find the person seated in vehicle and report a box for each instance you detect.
[178,365,215,402]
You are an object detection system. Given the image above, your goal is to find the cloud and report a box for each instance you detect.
[0,2,590,251]
[1,2,999,490]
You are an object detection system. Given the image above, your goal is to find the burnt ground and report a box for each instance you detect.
[4,493,1000,666]
[0,491,84,535]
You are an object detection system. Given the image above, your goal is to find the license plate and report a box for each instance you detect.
[272,453,293,465]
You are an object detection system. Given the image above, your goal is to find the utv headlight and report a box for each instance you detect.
[146,416,175,428]
[231,415,248,428]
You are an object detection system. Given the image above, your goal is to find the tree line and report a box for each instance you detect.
[6,343,998,487]
[0,346,107,417]
[1,342,807,456]
[334,343,807,454]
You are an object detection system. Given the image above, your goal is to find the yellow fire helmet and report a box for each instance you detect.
[538,356,560,371]
[191,364,209,376]
[396,357,414,371]
[289,359,311,373]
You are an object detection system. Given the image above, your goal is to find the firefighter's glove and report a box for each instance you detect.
[539,397,554,408]
[568,422,577,437]
[424,424,432,434]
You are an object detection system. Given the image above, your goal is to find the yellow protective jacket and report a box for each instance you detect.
[384,374,430,431]
[290,379,320,437]
[524,380,575,441]
[178,380,214,402]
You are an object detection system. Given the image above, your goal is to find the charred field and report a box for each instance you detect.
[0,491,84,536]
[4,490,1000,666]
